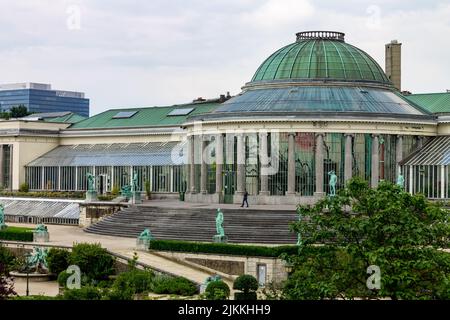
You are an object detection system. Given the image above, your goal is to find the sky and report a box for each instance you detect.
[0,0,449,116]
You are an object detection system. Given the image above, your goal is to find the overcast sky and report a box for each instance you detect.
[1,0,449,116]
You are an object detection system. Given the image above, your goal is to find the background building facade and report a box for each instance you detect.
[0,82,89,117]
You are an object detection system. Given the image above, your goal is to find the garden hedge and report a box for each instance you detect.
[149,239,302,257]
[0,227,33,242]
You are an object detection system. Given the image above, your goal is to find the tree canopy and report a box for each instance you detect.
[284,177,450,300]
[0,105,31,119]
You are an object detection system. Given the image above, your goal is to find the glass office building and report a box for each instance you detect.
[0,82,89,117]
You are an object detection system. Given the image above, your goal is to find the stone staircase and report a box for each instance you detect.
[84,206,298,244]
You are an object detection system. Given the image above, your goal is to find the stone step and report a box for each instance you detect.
[84,206,298,244]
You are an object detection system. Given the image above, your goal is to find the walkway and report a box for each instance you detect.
[6,223,231,287]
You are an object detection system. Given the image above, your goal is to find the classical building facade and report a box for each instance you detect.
[1,31,449,204]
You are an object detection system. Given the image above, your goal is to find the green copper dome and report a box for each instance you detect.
[251,31,391,86]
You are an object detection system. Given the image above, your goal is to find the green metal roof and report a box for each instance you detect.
[403,92,450,114]
[69,101,220,129]
[45,113,87,123]
[252,39,391,85]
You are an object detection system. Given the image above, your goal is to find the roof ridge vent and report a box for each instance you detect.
[296,31,345,42]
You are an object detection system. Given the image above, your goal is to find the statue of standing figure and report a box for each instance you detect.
[131,171,139,193]
[0,203,6,229]
[397,172,405,189]
[215,208,225,237]
[86,173,95,192]
[328,170,337,197]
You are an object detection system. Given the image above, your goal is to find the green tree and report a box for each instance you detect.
[285,177,450,300]
[69,243,115,282]
[47,248,70,275]
[10,105,30,118]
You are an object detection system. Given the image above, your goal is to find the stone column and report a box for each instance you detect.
[409,165,413,194]
[344,134,353,183]
[0,145,4,188]
[287,133,296,195]
[441,165,445,199]
[200,138,208,194]
[259,132,269,196]
[371,135,379,188]
[396,135,403,175]
[236,133,245,196]
[314,133,324,196]
[189,135,196,193]
[215,134,224,194]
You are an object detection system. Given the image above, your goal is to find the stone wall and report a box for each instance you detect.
[155,250,288,286]
[79,202,128,227]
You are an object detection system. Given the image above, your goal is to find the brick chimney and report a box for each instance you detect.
[385,40,402,91]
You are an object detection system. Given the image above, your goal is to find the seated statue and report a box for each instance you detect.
[138,228,154,241]
[35,224,48,233]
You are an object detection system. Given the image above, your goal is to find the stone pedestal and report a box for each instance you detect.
[213,235,228,243]
[136,238,151,251]
[33,231,50,243]
[131,192,142,204]
[85,190,98,202]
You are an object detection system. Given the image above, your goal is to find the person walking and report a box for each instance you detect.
[241,190,249,208]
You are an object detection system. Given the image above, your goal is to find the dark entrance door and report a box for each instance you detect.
[223,168,235,204]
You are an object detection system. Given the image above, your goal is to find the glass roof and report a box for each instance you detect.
[251,39,391,85]
[112,111,138,119]
[167,108,194,116]
[401,136,450,166]
[212,86,429,115]
[26,142,187,167]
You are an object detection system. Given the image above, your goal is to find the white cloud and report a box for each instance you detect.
[0,0,449,115]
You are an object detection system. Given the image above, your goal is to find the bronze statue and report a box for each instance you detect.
[86,172,95,191]
[328,170,337,196]
[215,208,225,237]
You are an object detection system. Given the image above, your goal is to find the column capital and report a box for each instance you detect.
[288,132,297,137]
[371,134,379,139]
[344,133,354,138]
[396,134,403,139]
[315,132,324,138]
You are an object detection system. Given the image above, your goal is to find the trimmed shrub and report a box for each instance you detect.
[47,248,70,275]
[57,270,71,288]
[19,183,29,193]
[62,286,102,300]
[69,243,115,282]
[0,191,84,199]
[111,185,120,197]
[112,269,154,294]
[151,275,198,296]
[149,239,300,257]
[0,227,33,242]
[233,275,258,293]
[98,195,115,201]
[205,280,230,300]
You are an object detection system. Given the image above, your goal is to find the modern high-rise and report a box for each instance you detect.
[0,82,89,117]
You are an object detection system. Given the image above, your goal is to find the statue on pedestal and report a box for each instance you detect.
[131,171,139,193]
[87,173,95,191]
[328,170,337,197]
[215,208,224,237]
[138,228,154,241]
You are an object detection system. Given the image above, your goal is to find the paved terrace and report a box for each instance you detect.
[5,222,233,290]
[137,199,298,211]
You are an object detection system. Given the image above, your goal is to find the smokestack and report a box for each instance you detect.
[385,40,402,91]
